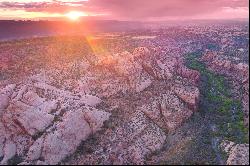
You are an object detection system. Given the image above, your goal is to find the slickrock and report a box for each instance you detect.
[37,100,58,114]
[227,144,249,165]
[38,110,92,165]
[0,84,16,96]
[0,84,16,111]
[25,108,110,165]
[221,141,249,165]
[80,95,102,107]
[1,141,16,165]
[83,108,111,133]
[21,91,45,106]
[0,78,110,164]
[26,136,45,162]
[7,101,54,136]
[220,140,236,154]
[0,46,201,165]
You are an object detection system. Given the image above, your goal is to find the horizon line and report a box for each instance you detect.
[0,18,248,22]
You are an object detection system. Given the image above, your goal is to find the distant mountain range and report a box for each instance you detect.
[0,19,248,41]
[0,20,147,40]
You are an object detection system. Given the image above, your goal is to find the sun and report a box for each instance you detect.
[65,11,87,21]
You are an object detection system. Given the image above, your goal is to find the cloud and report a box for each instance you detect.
[86,0,249,20]
[0,0,96,16]
[0,0,248,20]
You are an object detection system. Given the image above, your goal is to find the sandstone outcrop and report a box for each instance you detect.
[0,46,200,165]
[221,140,249,165]
[0,79,110,165]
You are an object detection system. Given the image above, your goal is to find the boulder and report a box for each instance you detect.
[37,100,58,114]
[8,101,54,136]
[21,91,45,107]
[80,95,102,107]
[0,84,16,111]
[0,141,16,165]
[0,84,16,96]
[83,108,111,133]
[26,108,110,165]
[26,136,45,161]
[34,110,92,165]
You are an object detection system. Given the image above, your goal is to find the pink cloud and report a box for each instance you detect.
[0,0,248,20]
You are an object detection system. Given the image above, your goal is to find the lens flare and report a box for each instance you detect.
[65,11,87,21]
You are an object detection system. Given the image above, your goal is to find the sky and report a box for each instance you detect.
[0,0,248,21]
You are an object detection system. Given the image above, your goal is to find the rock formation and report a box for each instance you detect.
[0,46,200,165]
[221,140,249,165]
